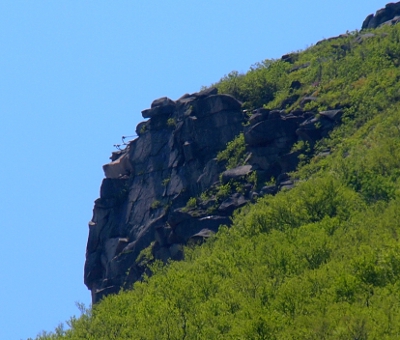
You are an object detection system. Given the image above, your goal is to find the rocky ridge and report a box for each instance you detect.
[84,85,343,303]
[362,2,400,29]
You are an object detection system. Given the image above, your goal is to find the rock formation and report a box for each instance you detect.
[362,2,400,30]
[84,84,343,303]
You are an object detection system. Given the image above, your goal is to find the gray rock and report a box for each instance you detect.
[221,165,253,184]
[260,185,278,196]
[361,2,400,29]
[141,97,176,119]
[218,193,248,215]
[85,83,345,303]
[188,228,215,244]
[281,53,298,64]
[244,115,301,147]
[151,97,175,108]
[197,158,223,192]
[300,96,318,108]
[319,109,343,122]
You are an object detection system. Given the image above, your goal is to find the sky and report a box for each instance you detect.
[0,1,386,339]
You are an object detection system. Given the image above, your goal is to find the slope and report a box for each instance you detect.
[30,12,400,340]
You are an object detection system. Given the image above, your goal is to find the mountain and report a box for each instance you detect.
[30,2,400,339]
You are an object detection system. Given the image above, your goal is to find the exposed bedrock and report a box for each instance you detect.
[84,87,343,303]
[362,2,400,30]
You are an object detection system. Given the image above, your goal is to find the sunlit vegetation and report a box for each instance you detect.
[29,24,400,339]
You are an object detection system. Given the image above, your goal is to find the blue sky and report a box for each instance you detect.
[0,1,386,339]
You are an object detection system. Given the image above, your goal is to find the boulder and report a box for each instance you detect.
[142,97,176,118]
[244,116,301,147]
[192,94,242,117]
[188,229,215,244]
[103,153,133,179]
[221,165,253,184]
[361,2,400,29]
[218,193,248,215]
[319,109,343,122]
[151,97,175,108]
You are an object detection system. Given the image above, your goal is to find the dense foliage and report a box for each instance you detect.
[31,24,400,339]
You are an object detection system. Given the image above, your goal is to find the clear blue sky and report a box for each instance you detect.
[0,1,385,339]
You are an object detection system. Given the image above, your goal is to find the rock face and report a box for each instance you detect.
[84,87,343,304]
[362,2,400,30]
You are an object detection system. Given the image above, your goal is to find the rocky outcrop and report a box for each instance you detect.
[362,2,400,30]
[84,86,343,303]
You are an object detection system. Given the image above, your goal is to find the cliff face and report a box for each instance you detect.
[362,2,400,29]
[84,84,343,303]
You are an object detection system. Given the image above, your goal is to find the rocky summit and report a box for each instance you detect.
[362,1,400,29]
[84,85,343,303]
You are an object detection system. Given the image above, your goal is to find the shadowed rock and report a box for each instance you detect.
[362,2,400,29]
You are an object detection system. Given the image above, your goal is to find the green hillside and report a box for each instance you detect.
[31,24,400,339]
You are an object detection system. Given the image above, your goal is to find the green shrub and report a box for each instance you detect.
[216,133,246,170]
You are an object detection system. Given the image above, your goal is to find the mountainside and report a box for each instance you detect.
[85,73,343,304]
[31,2,400,339]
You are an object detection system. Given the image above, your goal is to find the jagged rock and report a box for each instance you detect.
[300,96,318,108]
[135,121,148,136]
[244,115,302,147]
[260,185,278,196]
[188,229,215,244]
[279,151,301,173]
[248,113,264,125]
[197,158,223,192]
[192,94,242,117]
[268,109,283,120]
[296,110,342,144]
[141,97,176,118]
[281,53,298,64]
[319,109,343,122]
[103,152,133,179]
[362,2,400,29]
[172,215,231,243]
[381,16,400,27]
[221,165,253,184]
[85,85,345,304]
[218,193,248,215]
[279,180,295,190]
[151,96,175,108]
[247,147,279,171]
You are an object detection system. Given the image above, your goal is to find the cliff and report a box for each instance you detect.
[84,86,342,303]
[362,1,400,29]
[27,1,400,338]
[84,1,400,304]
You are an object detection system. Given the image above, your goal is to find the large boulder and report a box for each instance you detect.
[362,2,400,29]
[141,97,176,118]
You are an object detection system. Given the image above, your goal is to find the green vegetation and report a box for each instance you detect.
[162,177,171,186]
[150,200,161,210]
[216,133,246,169]
[167,117,176,128]
[184,197,197,210]
[29,24,400,339]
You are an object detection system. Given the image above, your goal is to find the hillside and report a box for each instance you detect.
[30,3,400,339]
